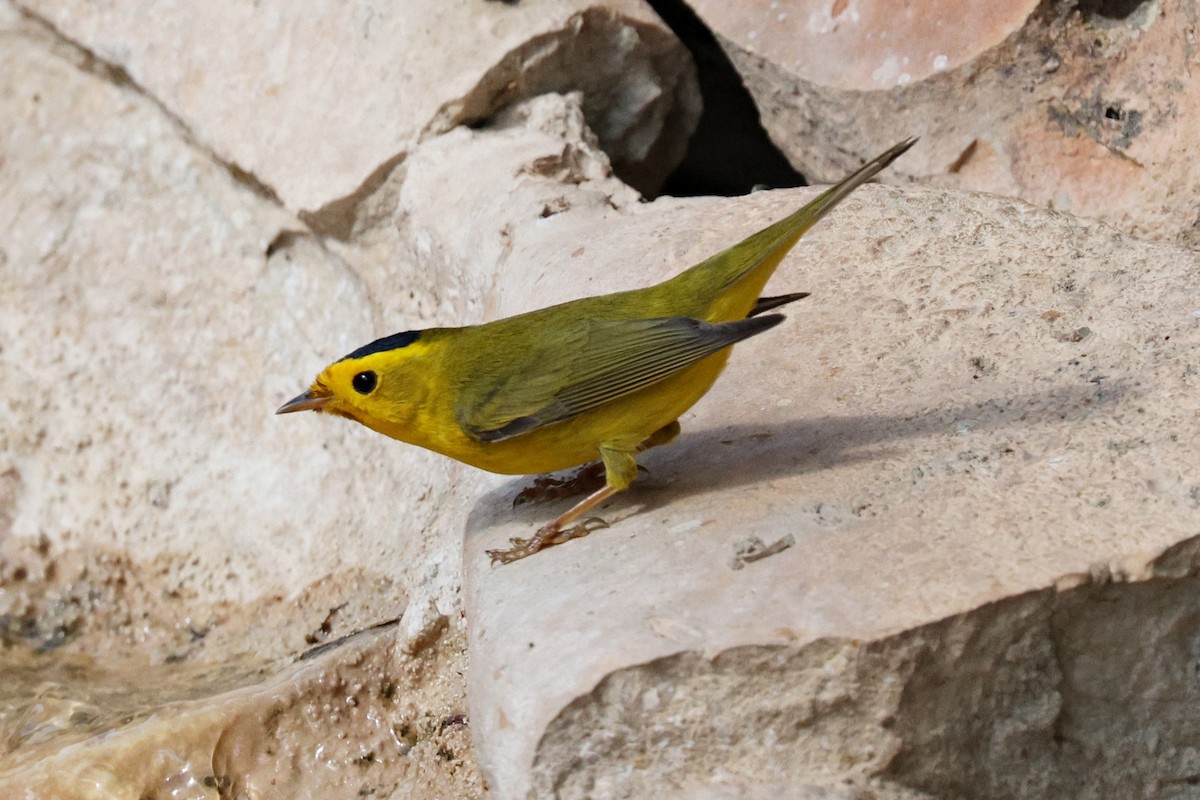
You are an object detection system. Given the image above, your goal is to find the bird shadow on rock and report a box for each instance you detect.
[464,378,1130,539]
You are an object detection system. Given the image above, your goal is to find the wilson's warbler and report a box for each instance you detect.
[279,138,915,564]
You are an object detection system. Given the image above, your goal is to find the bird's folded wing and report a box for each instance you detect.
[458,314,783,442]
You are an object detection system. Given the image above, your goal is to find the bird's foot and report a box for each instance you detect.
[512,462,607,507]
[487,517,610,565]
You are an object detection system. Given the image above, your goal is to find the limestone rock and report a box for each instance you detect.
[437,128,1200,795]
[15,0,700,218]
[0,12,476,643]
[0,9,492,796]
[686,0,1200,245]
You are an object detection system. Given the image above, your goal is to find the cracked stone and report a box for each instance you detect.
[686,0,1200,245]
[16,0,699,216]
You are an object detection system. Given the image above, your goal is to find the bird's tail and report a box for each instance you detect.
[677,137,917,322]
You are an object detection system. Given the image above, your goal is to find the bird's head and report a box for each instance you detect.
[276,330,427,430]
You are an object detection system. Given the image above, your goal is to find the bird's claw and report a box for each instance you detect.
[544,517,608,545]
[487,542,536,565]
[487,516,610,565]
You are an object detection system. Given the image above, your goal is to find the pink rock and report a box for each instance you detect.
[688,0,1200,244]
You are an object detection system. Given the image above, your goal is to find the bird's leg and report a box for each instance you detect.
[488,484,618,564]
[510,420,680,508]
[488,438,652,565]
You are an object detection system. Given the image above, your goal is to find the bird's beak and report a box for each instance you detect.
[276,389,332,414]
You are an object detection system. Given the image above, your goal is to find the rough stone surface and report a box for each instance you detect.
[15,0,700,216]
[0,6,492,796]
[6,0,1200,796]
[442,125,1200,795]
[0,5,471,640]
[687,0,1200,245]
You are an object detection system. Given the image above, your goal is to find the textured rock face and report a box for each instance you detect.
[688,0,1200,245]
[1,6,494,796]
[17,0,699,214]
[0,5,464,641]
[4,0,1200,797]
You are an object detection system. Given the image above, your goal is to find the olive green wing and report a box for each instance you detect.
[458,314,785,442]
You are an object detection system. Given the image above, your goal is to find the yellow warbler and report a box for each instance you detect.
[279,139,915,563]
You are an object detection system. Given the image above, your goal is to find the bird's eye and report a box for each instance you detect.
[352,371,377,395]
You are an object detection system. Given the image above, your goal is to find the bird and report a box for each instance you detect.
[278,138,916,564]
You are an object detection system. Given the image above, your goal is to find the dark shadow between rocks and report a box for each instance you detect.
[645,0,805,197]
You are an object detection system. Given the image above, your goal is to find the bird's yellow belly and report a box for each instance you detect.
[423,349,733,476]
